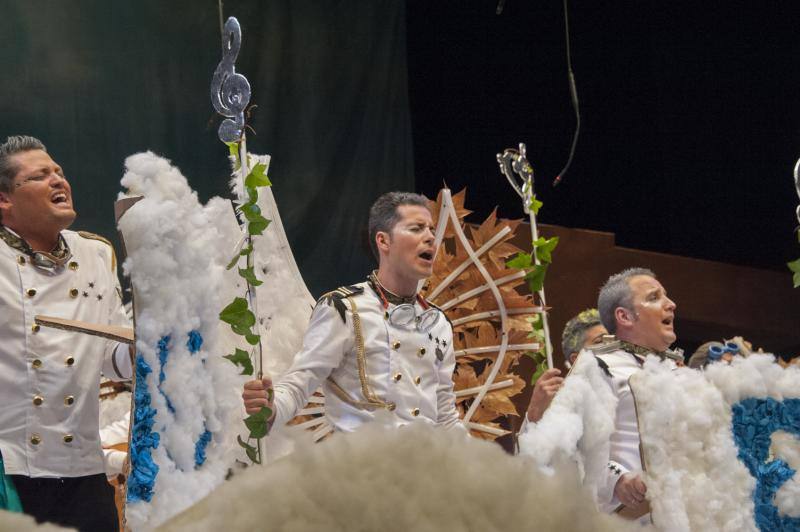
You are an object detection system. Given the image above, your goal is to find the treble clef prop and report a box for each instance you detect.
[211,17,251,143]
[497,143,554,369]
[793,158,800,228]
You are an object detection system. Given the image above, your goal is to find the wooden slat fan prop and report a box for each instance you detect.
[420,188,543,440]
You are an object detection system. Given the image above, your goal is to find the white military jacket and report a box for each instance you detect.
[591,340,681,517]
[0,229,131,477]
[273,280,462,431]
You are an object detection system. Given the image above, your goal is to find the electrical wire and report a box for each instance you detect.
[553,0,580,186]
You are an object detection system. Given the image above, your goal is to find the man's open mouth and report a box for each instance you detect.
[51,193,68,204]
[418,251,434,261]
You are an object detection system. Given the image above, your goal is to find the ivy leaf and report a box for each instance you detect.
[238,266,263,287]
[241,202,261,221]
[230,324,252,338]
[523,350,545,363]
[244,407,273,439]
[220,297,256,330]
[524,264,549,292]
[226,252,241,271]
[244,163,271,188]
[240,243,253,257]
[506,252,532,270]
[248,216,271,236]
[530,360,547,385]
[245,333,261,345]
[237,435,260,464]
[223,348,254,375]
[788,258,800,288]
[529,194,544,215]
[532,236,559,264]
[226,142,241,170]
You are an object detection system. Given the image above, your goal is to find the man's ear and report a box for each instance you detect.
[375,231,391,253]
[615,307,635,329]
[0,190,11,214]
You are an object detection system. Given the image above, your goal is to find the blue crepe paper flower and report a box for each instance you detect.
[731,398,800,531]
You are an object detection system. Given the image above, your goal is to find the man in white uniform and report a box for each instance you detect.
[0,135,131,531]
[589,267,679,516]
[242,192,462,431]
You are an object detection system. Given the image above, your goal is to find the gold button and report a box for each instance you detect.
[69,288,79,298]
[393,373,402,382]
[33,395,44,406]
[386,402,396,411]
[392,340,401,350]
[30,434,42,445]
[32,359,42,369]
[414,376,421,385]
[63,434,74,443]
[26,288,36,297]
[65,356,75,366]
[17,256,26,265]
[31,324,40,333]
[411,408,420,417]
[68,261,79,271]
[64,395,75,406]
[418,347,426,357]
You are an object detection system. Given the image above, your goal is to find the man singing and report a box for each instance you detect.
[0,135,131,531]
[242,192,462,432]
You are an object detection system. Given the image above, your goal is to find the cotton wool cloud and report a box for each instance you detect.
[160,419,650,532]
[118,152,247,529]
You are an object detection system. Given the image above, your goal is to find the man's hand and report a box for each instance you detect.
[614,473,647,508]
[526,368,563,423]
[242,376,275,418]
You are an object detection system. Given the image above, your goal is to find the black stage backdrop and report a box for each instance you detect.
[0,1,413,297]
[407,1,800,273]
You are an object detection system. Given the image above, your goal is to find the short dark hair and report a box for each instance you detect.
[367,191,429,259]
[597,267,656,334]
[561,308,603,357]
[0,135,47,193]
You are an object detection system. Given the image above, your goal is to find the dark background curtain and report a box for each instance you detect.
[2,1,798,294]
[407,1,800,273]
[0,0,413,297]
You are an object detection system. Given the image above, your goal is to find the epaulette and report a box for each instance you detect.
[316,285,364,323]
[594,356,613,378]
[77,231,117,270]
[586,336,622,378]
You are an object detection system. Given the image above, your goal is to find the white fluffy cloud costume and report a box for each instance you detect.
[520,350,800,532]
[160,419,649,532]
[118,152,246,529]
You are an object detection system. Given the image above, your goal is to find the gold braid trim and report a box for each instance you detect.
[325,295,395,411]
[77,231,118,270]
[326,377,391,410]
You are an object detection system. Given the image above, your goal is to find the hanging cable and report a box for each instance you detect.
[553,0,580,186]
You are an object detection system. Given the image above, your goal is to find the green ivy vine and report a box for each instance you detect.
[506,193,559,384]
[218,140,273,464]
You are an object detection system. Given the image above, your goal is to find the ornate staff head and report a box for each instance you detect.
[497,143,535,214]
[211,17,251,143]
